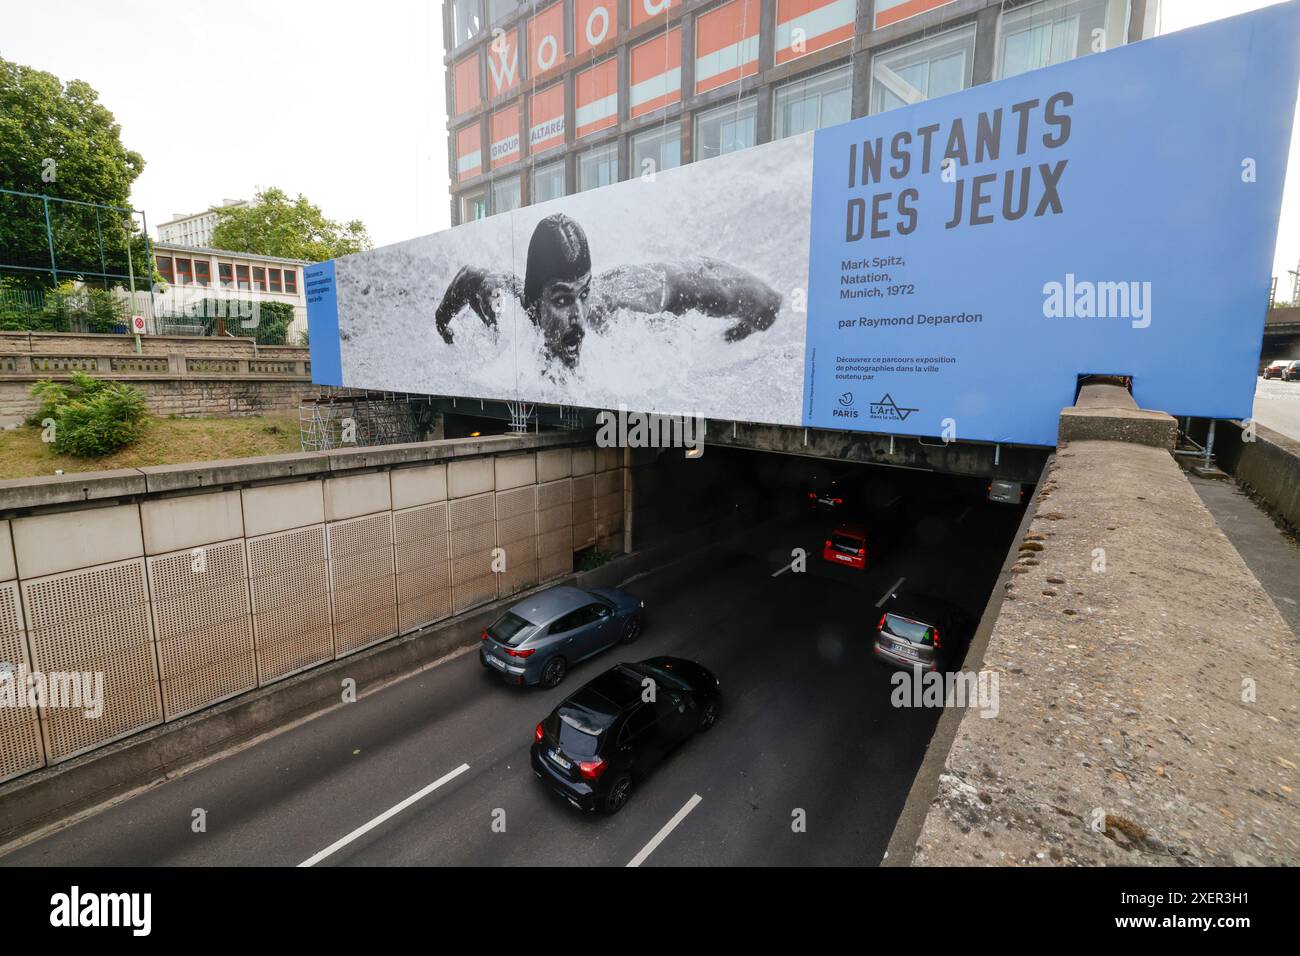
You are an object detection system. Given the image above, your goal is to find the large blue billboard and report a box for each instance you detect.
[310,3,1300,448]
[801,1,1300,445]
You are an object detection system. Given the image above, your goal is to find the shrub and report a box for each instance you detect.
[29,372,148,457]
[249,300,294,344]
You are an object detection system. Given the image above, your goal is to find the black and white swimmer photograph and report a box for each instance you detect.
[332,131,813,424]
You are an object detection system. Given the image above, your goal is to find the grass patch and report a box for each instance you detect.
[0,413,303,480]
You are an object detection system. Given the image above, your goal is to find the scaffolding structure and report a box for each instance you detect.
[299,388,433,451]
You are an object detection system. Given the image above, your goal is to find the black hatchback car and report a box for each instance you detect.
[530,657,720,814]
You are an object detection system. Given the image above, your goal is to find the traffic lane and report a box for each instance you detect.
[2,490,1018,866]
[0,546,757,867]
[1252,377,1300,442]
[339,496,1018,867]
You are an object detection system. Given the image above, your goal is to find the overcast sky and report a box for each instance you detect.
[0,0,1295,287]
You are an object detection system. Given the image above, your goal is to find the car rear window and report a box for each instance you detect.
[832,533,863,552]
[488,612,532,646]
[557,712,601,757]
[885,613,935,644]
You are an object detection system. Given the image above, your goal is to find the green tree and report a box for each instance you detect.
[0,57,148,288]
[211,187,371,262]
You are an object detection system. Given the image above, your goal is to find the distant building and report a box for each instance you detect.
[443,0,1160,224]
[156,199,249,248]
[152,242,310,338]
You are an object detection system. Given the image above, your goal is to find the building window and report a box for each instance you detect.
[630,124,681,177]
[283,269,297,294]
[577,142,618,191]
[694,96,757,162]
[452,0,482,47]
[156,255,173,284]
[461,191,488,222]
[175,258,192,285]
[194,260,211,287]
[492,177,522,214]
[774,64,852,139]
[218,263,234,288]
[532,160,566,203]
[489,0,519,21]
[235,264,250,290]
[997,0,1128,79]
[269,268,282,293]
[252,267,267,292]
[871,25,977,114]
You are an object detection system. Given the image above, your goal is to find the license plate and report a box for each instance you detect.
[836,554,852,562]
[893,642,917,659]
[548,749,571,770]
[487,654,505,670]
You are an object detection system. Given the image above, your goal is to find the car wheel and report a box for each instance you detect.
[540,655,567,689]
[603,775,633,814]
[699,699,720,732]
[622,615,643,644]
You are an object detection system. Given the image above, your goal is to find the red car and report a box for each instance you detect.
[822,524,868,570]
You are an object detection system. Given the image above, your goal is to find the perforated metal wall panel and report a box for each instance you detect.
[22,558,162,764]
[537,526,572,558]
[147,539,256,720]
[328,513,398,657]
[452,573,498,614]
[538,503,572,534]
[394,503,452,634]
[539,549,573,582]
[449,491,497,615]
[246,525,333,685]
[537,478,572,511]
[572,475,596,548]
[0,581,45,783]
[597,492,624,537]
[595,470,622,498]
[496,511,537,546]
[449,492,495,529]
[497,541,538,598]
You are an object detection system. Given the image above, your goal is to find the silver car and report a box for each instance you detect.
[479,585,646,688]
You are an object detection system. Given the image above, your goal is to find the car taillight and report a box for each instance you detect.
[832,497,843,505]
[932,627,942,648]
[578,758,607,780]
[808,492,816,499]
[878,614,886,632]
[824,539,832,550]
[507,647,535,658]
[481,628,489,641]
[857,547,865,556]
[534,722,545,742]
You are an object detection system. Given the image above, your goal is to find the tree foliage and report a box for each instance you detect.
[211,187,371,262]
[0,57,149,287]
[30,372,148,457]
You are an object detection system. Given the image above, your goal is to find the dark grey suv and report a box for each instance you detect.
[480,585,646,688]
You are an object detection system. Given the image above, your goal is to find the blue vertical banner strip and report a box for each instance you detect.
[802,2,1300,446]
[304,260,342,386]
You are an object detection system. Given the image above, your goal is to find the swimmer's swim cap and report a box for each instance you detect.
[524,214,592,310]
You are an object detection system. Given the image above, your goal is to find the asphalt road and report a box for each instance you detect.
[1251,377,1300,442]
[1,478,1021,867]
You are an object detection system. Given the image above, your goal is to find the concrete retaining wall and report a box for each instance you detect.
[0,431,624,786]
[1212,421,1300,534]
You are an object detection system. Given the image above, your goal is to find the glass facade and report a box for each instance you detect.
[773,64,853,139]
[578,143,619,191]
[630,125,682,177]
[492,177,522,214]
[694,97,758,162]
[532,160,566,203]
[997,0,1129,79]
[871,26,977,114]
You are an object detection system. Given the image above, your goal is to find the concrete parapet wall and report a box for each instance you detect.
[0,430,623,786]
[0,331,313,419]
[895,439,1299,866]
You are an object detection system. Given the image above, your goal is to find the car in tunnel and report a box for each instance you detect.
[807,470,853,512]
[1263,359,1290,380]
[823,524,869,569]
[480,585,645,688]
[1284,360,1300,382]
[531,657,721,814]
[872,598,973,673]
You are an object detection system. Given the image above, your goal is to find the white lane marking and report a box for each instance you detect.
[626,793,703,867]
[957,505,972,523]
[772,559,796,577]
[884,495,901,508]
[875,577,905,608]
[298,763,470,867]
